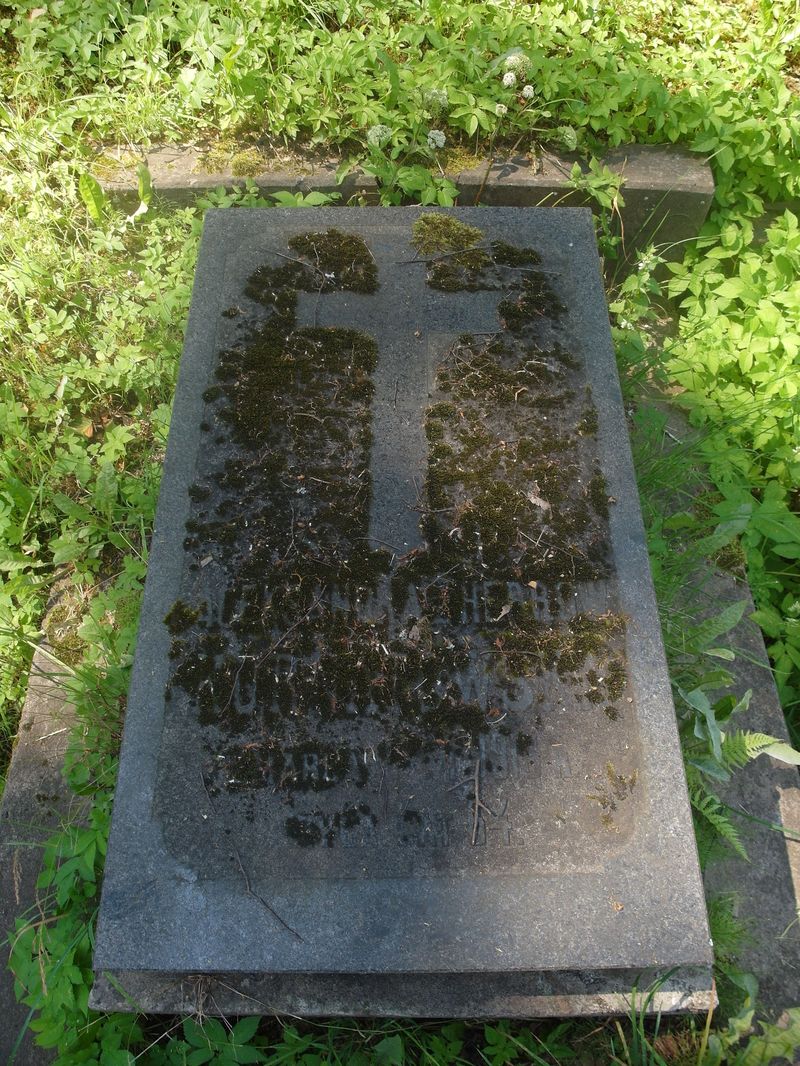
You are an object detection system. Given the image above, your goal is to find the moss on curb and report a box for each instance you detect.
[230,147,266,176]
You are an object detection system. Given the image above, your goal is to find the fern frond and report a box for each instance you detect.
[689,781,749,861]
[706,893,748,968]
[720,729,781,771]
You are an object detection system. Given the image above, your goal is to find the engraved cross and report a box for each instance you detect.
[296,258,501,552]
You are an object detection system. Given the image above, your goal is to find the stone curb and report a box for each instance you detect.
[703,574,800,1015]
[0,630,77,1066]
[99,144,714,265]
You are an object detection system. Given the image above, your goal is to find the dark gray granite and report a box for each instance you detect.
[91,207,713,1015]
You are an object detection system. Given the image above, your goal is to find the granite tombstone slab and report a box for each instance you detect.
[92,207,713,1016]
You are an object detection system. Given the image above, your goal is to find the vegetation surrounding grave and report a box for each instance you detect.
[1,0,800,1061]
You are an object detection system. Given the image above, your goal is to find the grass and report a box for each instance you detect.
[1,0,799,1061]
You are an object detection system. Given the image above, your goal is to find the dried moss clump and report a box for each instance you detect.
[490,240,541,267]
[588,470,611,518]
[498,273,566,330]
[411,215,564,307]
[164,599,201,634]
[285,816,322,847]
[397,331,611,614]
[589,764,639,822]
[91,149,138,180]
[410,214,491,290]
[288,228,378,293]
[495,606,626,678]
[199,144,232,173]
[440,146,484,172]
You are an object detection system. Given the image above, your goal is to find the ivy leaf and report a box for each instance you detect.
[203,1019,227,1043]
[715,144,735,173]
[230,1047,267,1064]
[183,1018,208,1048]
[770,541,800,559]
[715,278,746,301]
[187,1049,214,1066]
[299,190,336,206]
[557,125,578,151]
[101,1052,135,1066]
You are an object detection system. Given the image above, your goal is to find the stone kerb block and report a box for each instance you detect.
[99,145,714,263]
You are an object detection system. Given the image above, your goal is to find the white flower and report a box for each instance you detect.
[504,54,527,73]
[366,124,392,148]
[521,84,535,99]
[427,129,446,149]
[502,71,517,88]
[423,88,449,112]
[495,103,508,117]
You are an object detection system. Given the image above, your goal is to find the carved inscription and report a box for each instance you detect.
[156,217,641,865]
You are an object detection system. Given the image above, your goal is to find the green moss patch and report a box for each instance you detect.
[411,213,484,256]
[411,215,564,305]
[43,600,87,667]
[230,147,266,176]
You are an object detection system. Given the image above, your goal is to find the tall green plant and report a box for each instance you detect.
[666,212,800,727]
